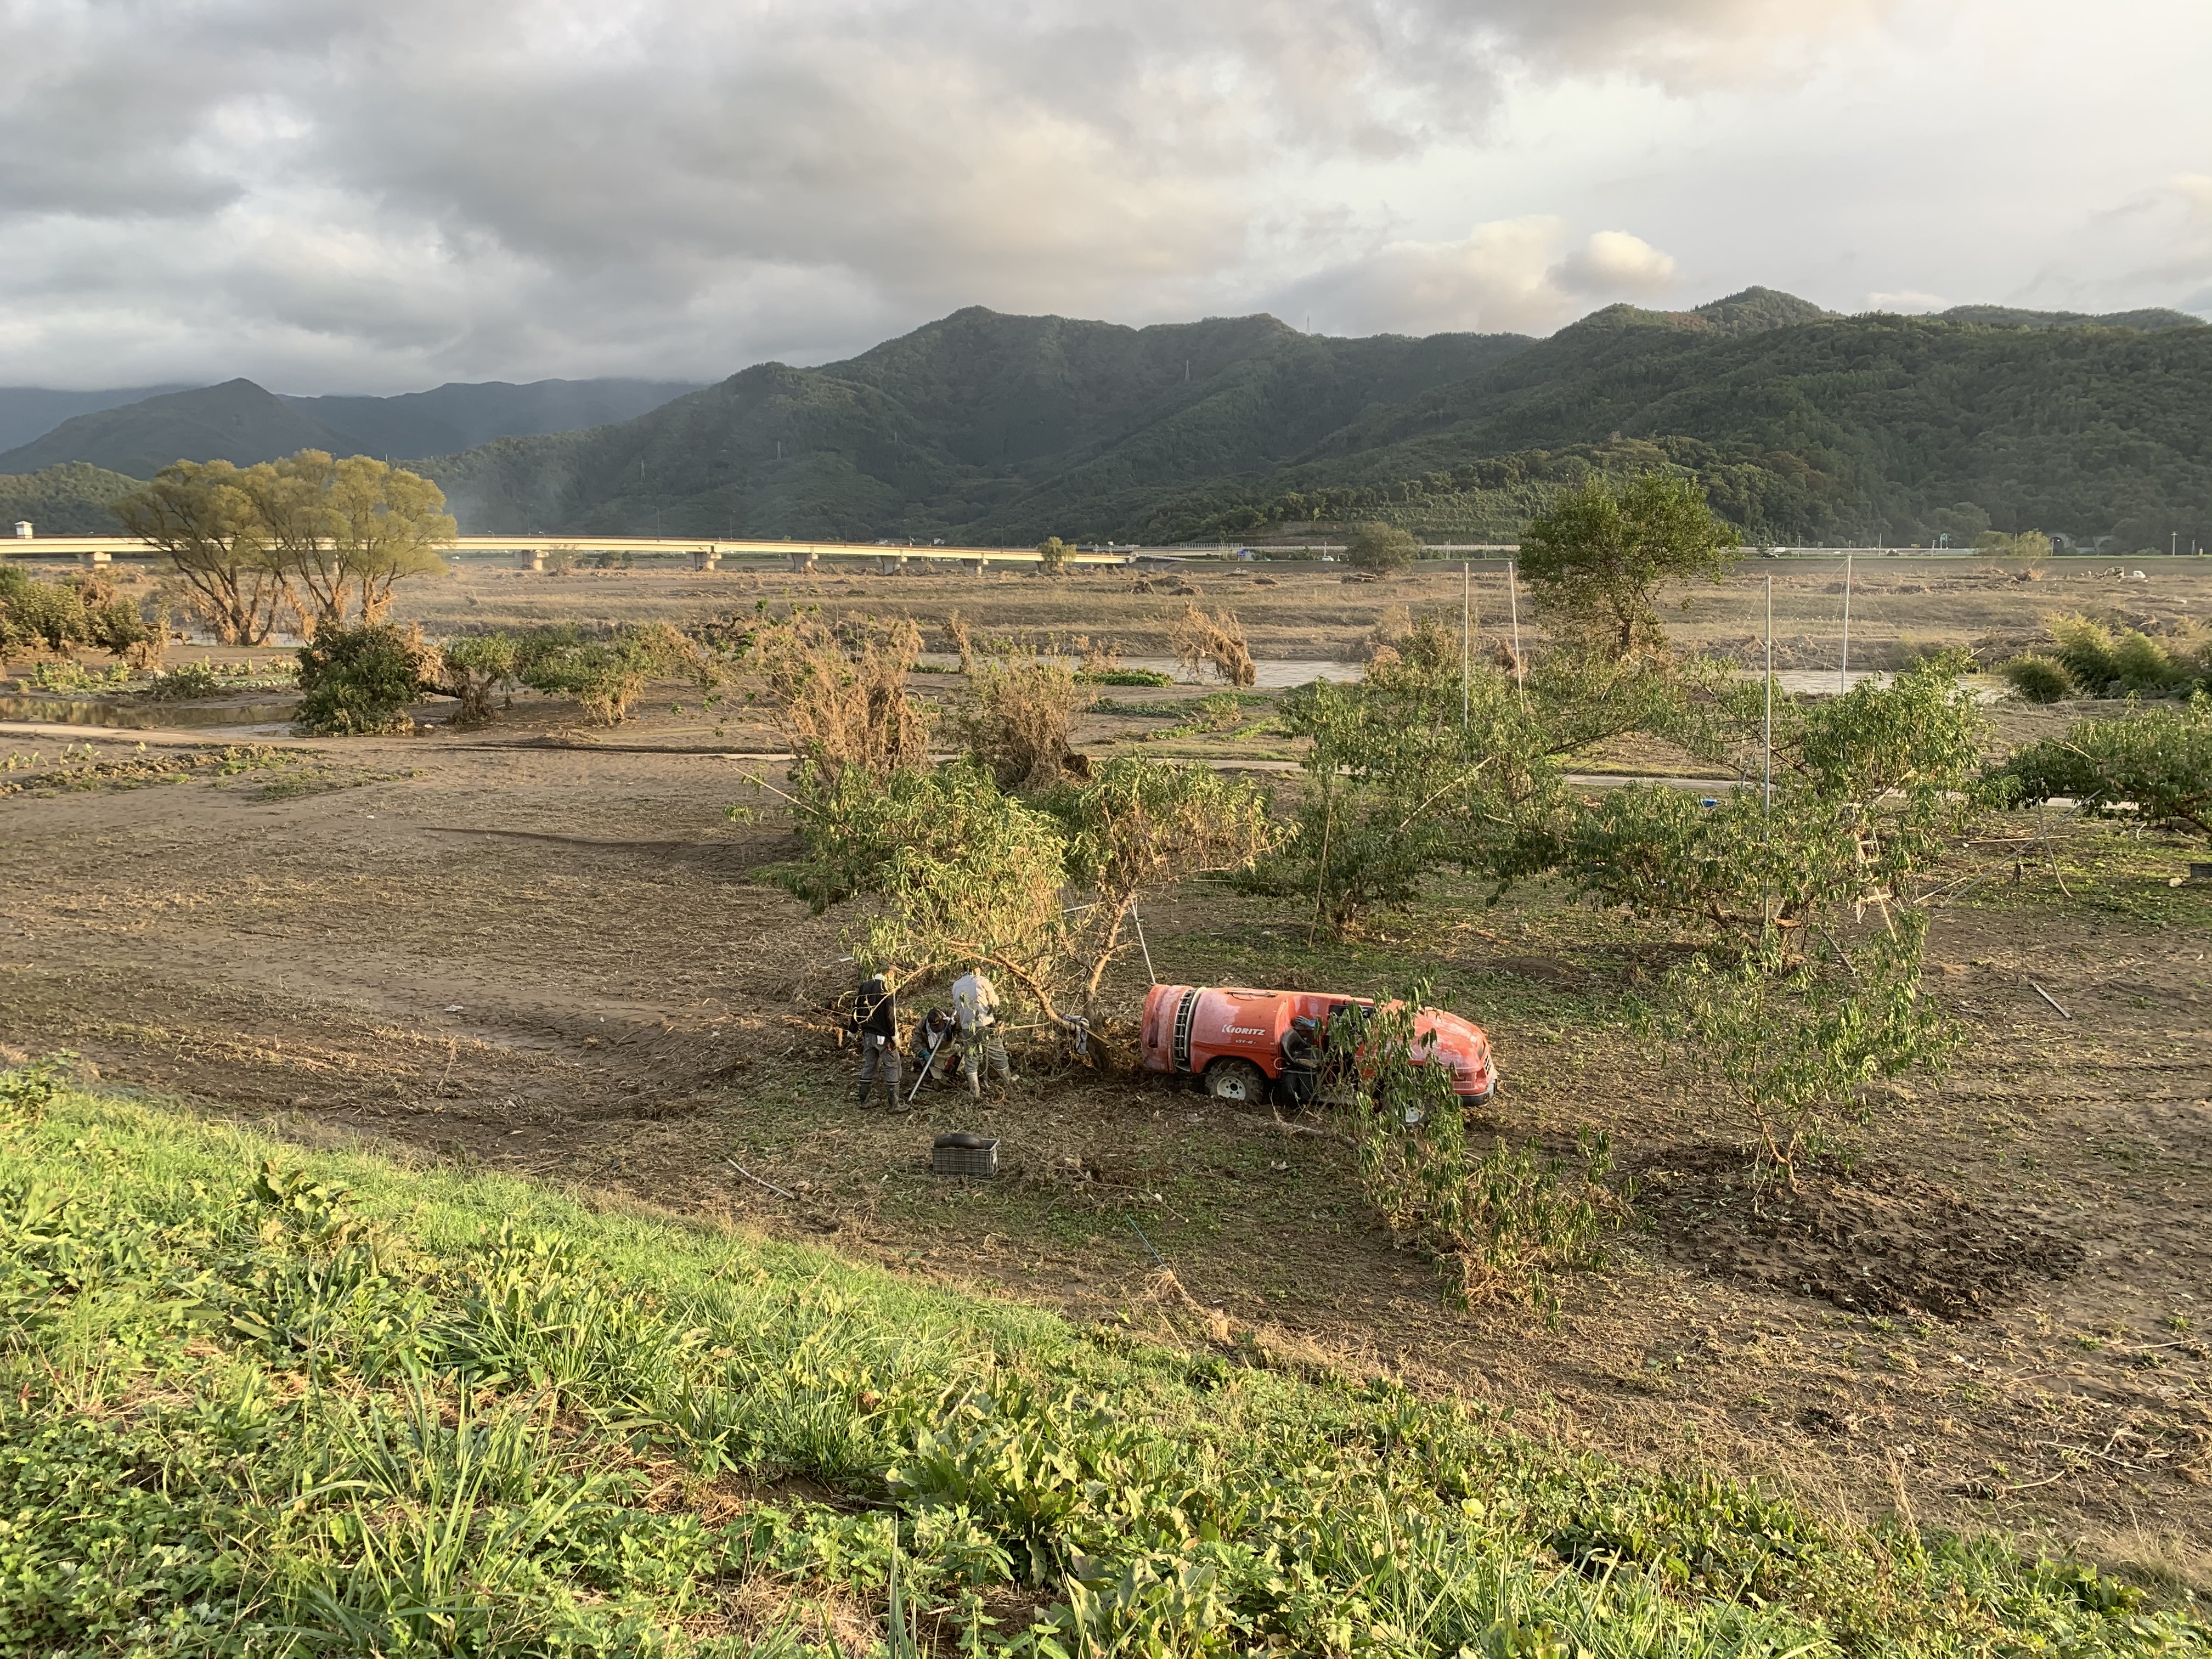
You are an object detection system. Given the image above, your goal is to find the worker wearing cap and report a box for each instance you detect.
[1280,1015,1321,1109]
[950,967,1015,1096]
[852,970,903,1109]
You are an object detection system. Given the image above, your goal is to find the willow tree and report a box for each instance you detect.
[330,455,455,622]
[111,461,286,645]
[235,451,453,630]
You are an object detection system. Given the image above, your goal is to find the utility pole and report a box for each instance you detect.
[1838,552,1853,693]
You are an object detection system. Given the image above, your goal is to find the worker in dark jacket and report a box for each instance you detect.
[1280,1015,1321,1109]
[851,971,902,1109]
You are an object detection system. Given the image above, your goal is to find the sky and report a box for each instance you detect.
[2,0,2208,394]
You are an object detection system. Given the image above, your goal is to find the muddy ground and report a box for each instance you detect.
[4,552,2211,1588]
[3,683,2208,1592]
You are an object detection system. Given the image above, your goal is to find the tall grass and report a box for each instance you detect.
[0,1069,2192,1656]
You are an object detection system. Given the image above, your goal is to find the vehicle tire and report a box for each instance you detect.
[1203,1058,1268,1104]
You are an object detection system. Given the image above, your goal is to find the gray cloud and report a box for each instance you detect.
[0,0,2200,391]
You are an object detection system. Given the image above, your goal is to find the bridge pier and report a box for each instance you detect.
[787,551,817,573]
[962,557,988,577]
[517,550,544,572]
[691,549,721,572]
[876,555,907,575]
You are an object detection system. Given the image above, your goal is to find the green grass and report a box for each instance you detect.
[0,1065,2198,1657]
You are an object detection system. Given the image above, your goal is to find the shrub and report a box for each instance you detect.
[2001,654,2072,702]
[1328,986,1622,1313]
[1165,603,1255,686]
[1345,521,1419,574]
[1036,537,1072,572]
[1076,667,1171,687]
[516,620,708,725]
[2047,612,2199,697]
[294,623,440,735]
[955,655,1087,791]
[437,631,519,722]
[147,662,227,700]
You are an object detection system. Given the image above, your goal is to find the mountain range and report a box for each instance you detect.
[418,290,2208,549]
[0,376,703,479]
[4,291,2205,549]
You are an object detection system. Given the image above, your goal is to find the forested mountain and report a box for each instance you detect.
[0,386,191,453]
[0,462,144,535]
[10,292,2203,550]
[1161,301,2212,548]
[419,291,2209,550]
[0,377,701,477]
[421,309,1534,540]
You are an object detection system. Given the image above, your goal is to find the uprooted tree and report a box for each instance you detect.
[769,753,1275,1032]
[749,611,933,778]
[952,652,1088,791]
[1995,690,2212,842]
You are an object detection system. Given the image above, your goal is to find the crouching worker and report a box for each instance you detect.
[851,969,904,1109]
[912,1007,958,1091]
[951,966,1016,1097]
[1279,1014,1321,1110]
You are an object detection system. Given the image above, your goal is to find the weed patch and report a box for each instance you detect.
[0,1076,2190,1656]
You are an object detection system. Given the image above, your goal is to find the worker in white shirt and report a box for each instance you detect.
[950,967,1017,1097]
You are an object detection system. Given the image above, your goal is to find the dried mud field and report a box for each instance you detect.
[4,553,2211,1592]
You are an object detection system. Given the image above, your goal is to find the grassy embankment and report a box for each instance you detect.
[0,1066,2200,1656]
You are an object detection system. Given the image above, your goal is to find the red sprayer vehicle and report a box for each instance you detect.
[1138,983,1494,1107]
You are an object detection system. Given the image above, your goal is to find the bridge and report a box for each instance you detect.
[1,533,1135,574]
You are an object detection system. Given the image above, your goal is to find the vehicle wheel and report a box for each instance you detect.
[1203,1058,1268,1104]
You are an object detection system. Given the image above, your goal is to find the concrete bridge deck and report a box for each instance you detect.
[2,533,1133,573]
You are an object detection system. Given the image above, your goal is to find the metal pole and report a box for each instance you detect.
[1838,552,1853,693]
[1461,561,1470,727]
[1130,899,1157,985]
[1508,560,1525,698]
[1763,574,1774,819]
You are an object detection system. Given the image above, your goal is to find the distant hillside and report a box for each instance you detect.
[417,290,2210,551]
[1153,300,2212,547]
[0,386,191,453]
[424,308,1537,538]
[278,377,704,458]
[0,377,704,477]
[1937,303,2206,333]
[0,462,145,537]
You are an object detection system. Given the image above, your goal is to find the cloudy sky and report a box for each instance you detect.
[3,0,2208,393]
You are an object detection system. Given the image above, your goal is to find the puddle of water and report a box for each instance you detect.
[0,696,300,730]
[917,654,1364,689]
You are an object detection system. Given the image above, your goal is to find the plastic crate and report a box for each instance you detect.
[932,1135,999,1178]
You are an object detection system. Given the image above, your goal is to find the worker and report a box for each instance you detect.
[912,1007,958,1090]
[851,970,903,1109]
[1279,1014,1321,1109]
[950,966,1016,1097]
